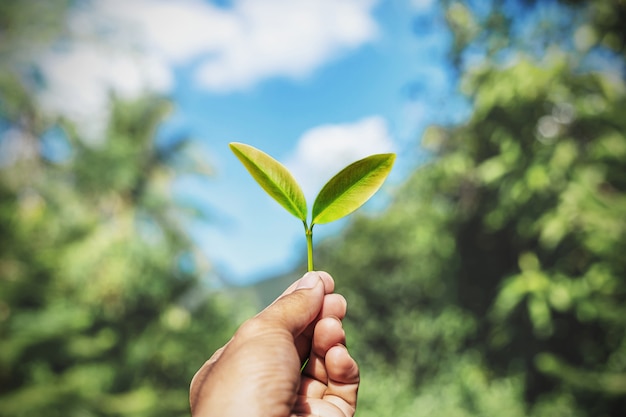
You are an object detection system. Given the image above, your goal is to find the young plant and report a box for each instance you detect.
[229,142,395,272]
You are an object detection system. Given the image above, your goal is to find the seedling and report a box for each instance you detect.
[229,142,396,272]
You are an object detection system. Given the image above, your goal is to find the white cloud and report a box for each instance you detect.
[84,0,239,64]
[32,0,378,139]
[195,0,379,91]
[285,116,395,200]
[37,42,172,141]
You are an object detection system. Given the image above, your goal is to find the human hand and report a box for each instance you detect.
[189,271,359,417]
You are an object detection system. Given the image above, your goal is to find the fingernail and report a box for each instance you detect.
[296,272,320,289]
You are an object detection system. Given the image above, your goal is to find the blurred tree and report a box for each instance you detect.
[0,2,242,416]
[309,0,626,416]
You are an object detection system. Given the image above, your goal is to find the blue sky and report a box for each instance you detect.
[25,0,464,285]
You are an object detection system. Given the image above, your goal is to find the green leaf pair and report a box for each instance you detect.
[229,142,395,271]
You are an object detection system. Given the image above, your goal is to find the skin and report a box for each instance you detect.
[189,271,360,417]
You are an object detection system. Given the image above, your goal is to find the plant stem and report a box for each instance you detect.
[305,224,314,271]
[301,223,315,373]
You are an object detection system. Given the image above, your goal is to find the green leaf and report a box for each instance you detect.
[229,142,307,221]
[312,153,396,225]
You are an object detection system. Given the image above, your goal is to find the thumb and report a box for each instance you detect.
[256,272,326,337]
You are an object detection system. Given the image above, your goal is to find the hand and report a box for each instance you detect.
[189,271,359,417]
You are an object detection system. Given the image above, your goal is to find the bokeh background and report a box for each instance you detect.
[1,0,625,416]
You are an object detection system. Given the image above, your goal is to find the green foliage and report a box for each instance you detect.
[356,353,587,417]
[0,91,241,416]
[0,6,248,414]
